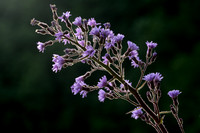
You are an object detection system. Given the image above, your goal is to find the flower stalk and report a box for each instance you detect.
[31,4,184,133]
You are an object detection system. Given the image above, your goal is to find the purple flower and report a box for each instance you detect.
[98,89,106,102]
[75,75,84,82]
[78,40,85,47]
[52,54,65,73]
[37,42,45,53]
[131,57,141,68]
[102,54,109,65]
[80,90,88,98]
[97,75,108,88]
[71,81,86,95]
[89,26,101,36]
[128,50,138,60]
[146,41,157,49]
[114,34,124,43]
[100,28,111,39]
[120,80,132,89]
[168,90,181,98]
[143,72,163,82]
[131,107,143,120]
[62,33,71,45]
[82,45,96,58]
[75,27,83,40]
[55,32,63,42]
[103,22,111,29]
[73,16,82,26]
[127,41,139,51]
[87,18,100,27]
[58,11,71,22]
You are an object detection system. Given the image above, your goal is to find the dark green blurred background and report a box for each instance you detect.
[0,0,200,132]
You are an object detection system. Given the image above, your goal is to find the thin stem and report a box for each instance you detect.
[113,90,138,106]
[159,111,171,115]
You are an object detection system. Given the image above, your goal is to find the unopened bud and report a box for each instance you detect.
[104,22,111,29]
[30,18,39,26]
[50,4,57,11]
[150,52,157,63]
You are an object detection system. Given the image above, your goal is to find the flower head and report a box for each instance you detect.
[88,18,100,27]
[89,26,101,37]
[82,45,96,58]
[146,41,157,49]
[97,75,108,88]
[103,22,111,29]
[131,107,143,120]
[75,27,83,40]
[52,54,65,73]
[58,11,71,22]
[71,81,86,95]
[120,80,132,89]
[131,57,141,68]
[168,90,181,98]
[98,89,106,102]
[37,42,45,53]
[78,40,85,47]
[143,72,163,82]
[114,34,124,43]
[62,33,71,45]
[127,41,139,51]
[128,50,138,60]
[100,28,111,39]
[55,32,63,42]
[80,90,88,98]
[73,16,82,26]
[102,54,109,65]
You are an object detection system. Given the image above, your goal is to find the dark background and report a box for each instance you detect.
[0,0,200,132]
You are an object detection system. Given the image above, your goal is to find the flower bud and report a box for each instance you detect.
[30,18,39,26]
[150,52,157,63]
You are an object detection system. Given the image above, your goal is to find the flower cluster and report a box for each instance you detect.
[31,4,184,133]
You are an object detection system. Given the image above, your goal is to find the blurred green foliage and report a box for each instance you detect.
[0,0,200,132]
